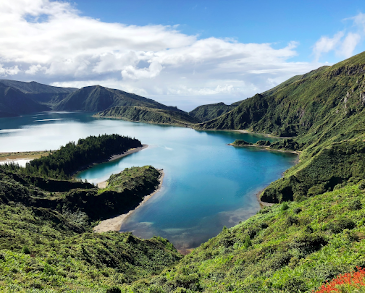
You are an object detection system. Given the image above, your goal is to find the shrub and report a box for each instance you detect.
[293,207,302,214]
[106,287,121,293]
[359,180,365,190]
[290,232,328,255]
[348,199,362,210]
[327,218,356,233]
[22,246,30,254]
[260,222,269,229]
[244,235,252,249]
[282,277,308,292]
[286,216,299,226]
[281,202,289,211]
[268,252,291,270]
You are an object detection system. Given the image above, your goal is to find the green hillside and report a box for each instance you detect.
[101,166,161,194]
[55,85,182,113]
[0,83,50,117]
[94,105,200,126]
[195,51,365,203]
[122,182,365,292]
[0,79,76,105]
[0,163,181,291]
[189,102,237,122]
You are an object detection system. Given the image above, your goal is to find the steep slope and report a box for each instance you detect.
[0,79,76,104]
[196,62,357,138]
[0,164,182,291]
[0,83,49,117]
[123,182,365,293]
[95,105,200,126]
[195,51,365,203]
[189,102,237,122]
[55,85,180,112]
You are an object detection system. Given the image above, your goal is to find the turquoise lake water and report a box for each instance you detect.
[0,112,297,250]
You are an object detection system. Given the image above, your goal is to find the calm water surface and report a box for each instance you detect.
[0,112,297,250]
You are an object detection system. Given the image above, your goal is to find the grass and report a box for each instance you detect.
[0,164,182,292]
[121,182,365,292]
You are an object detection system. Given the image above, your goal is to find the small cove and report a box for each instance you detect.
[0,112,297,251]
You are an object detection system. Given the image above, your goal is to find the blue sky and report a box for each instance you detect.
[73,0,365,63]
[0,0,365,110]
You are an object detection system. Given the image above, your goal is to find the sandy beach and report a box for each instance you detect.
[108,144,148,162]
[93,169,165,233]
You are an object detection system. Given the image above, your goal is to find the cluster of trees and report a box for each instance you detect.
[25,134,142,179]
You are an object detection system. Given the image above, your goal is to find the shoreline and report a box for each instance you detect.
[228,143,301,155]
[256,188,275,207]
[72,144,148,177]
[94,115,191,128]
[108,144,148,162]
[93,169,165,233]
[193,127,293,139]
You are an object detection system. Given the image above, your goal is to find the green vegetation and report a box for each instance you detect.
[0,158,180,291]
[0,83,49,117]
[262,140,365,203]
[0,80,189,117]
[95,105,200,126]
[102,166,161,194]
[197,51,365,203]
[0,162,162,221]
[55,85,181,112]
[122,183,365,292]
[3,50,365,292]
[24,134,142,179]
[230,139,253,146]
[189,102,237,122]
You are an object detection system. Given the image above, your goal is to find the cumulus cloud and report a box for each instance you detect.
[0,64,20,76]
[0,0,320,110]
[339,32,362,57]
[313,31,345,61]
[313,12,365,61]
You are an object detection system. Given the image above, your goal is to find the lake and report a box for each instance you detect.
[0,111,297,251]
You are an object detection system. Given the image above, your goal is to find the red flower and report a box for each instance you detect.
[314,267,365,292]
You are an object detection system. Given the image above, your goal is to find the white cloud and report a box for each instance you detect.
[352,12,365,32]
[0,64,20,76]
[25,64,46,74]
[339,32,362,57]
[313,31,345,61]
[0,0,321,110]
[313,12,365,61]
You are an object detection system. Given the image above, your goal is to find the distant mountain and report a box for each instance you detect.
[94,106,200,126]
[0,81,187,118]
[54,85,180,112]
[0,83,49,117]
[0,79,76,104]
[189,102,237,122]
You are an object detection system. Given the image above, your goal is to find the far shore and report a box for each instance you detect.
[93,169,165,233]
[0,150,51,162]
[228,143,301,156]
[193,127,294,140]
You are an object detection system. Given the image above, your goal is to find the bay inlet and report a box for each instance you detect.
[0,112,297,251]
